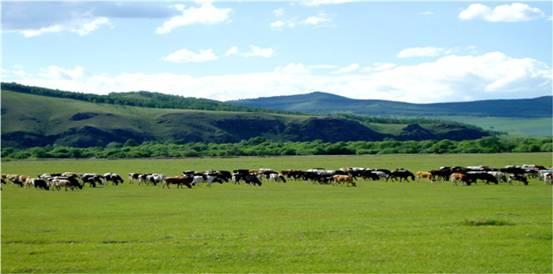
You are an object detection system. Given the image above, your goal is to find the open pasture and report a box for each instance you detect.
[2,153,552,272]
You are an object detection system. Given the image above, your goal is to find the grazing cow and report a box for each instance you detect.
[191,174,224,186]
[22,176,35,188]
[164,176,193,189]
[104,173,124,185]
[487,171,511,183]
[538,170,553,182]
[416,171,433,181]
[450,172,471,186]
[359,170,379,181]
[33,179,50,190]
[81,173,104,187]
[137,173,151,185]
[255,168,277,179]
[390,169,415,182]
[465,172,498,184]
[204,170,232,182]
[332,175,356,187]
[509,174,529,185]
[430,167,451,181]
[6,175,25,187]
[243,174,262,186]
[281,169,304,179]
[269,173,287,183]
[128,173,141,183]
[136,173,164,186]
[544,173,553,184]
[373,171,390,181]
[52,176,83,191]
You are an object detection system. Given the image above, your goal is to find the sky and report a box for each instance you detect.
[1,0,552,103]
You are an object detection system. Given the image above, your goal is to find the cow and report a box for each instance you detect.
[416,171,433,181]
[243,174,262,186]
[254,168,277,179]
[6,175,25,187]
[332,175,356,187]
[509,174,529,185]
[205,170,232,182]
[164,176,193,189]
[128,173,142,183]
[32,178,50,190]
[104,173,124,185]
[52,176,83,191]
[487,171,511,183]
[545,173,553,184]
[359,170,379,181]
[465,172,498,184]
[450,172,471,186]
[373,171,390,181]
[390,169,415,182]
[281,169,304,179]
[191,174,224,186]
[269,173,287,183]
[430,167,451,181]
[81,173,104,187]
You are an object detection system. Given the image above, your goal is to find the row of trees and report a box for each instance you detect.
[2,137,551,160]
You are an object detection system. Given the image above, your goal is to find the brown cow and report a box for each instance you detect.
[164,176,193,189]
[416,171,433,181]
[450,172,471,186]
[332,175,356,187]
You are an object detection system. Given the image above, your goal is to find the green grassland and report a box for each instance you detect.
[2,153,552,272]
[437,116,553,137]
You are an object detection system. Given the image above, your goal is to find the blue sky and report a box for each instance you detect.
[2,1,552,102]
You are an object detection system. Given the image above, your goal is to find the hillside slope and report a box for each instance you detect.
[230,92,552,118]
[1,90,488,147]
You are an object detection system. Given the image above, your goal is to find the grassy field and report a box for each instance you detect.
[2,153,552,272]
[437,116,553,137]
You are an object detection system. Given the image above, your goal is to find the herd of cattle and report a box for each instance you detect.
[2,164,552,191]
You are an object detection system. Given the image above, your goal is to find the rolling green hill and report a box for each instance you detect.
[229,91,552,118]
[229,92,553,137]
[1,88,489,148]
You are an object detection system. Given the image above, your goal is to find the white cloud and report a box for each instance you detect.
[242,45,274,58]
[270,20,286,29]
[303,0,357,6]
[38,66,85,80]
[362,63,397,73]
[334,63,360,74]
[397,47,451,58]
[303,13,330,25]
[274,8,285,17]
[156,1,231,34]
[270,10,331,30]
[310,64,338,69]
[459,3,544,22]
[18,17,111,37]
[7,52,551,103]
[224,46,239,57]
[162,48,218,63]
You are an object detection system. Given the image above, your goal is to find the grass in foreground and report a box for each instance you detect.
[1,153,552,272]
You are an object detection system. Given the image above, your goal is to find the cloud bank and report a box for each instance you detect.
[4,51,550,103]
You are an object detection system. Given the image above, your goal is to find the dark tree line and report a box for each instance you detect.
[2,137,551,160]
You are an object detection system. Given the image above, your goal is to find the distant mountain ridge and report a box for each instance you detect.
[229,91,552,118]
